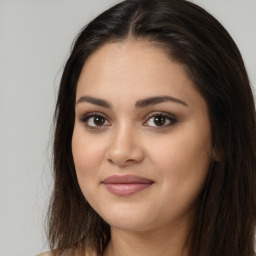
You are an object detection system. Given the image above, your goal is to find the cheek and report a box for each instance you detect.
[150,125,211,197]
[71,125,104,192]
[148,133,211,222]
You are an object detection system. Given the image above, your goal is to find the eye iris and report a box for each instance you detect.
[154,116,166,126]
[94,116,105,126]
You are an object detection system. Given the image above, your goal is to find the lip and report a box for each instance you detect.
[102,175,154,196]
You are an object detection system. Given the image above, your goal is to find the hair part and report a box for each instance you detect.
[48,1,256,255]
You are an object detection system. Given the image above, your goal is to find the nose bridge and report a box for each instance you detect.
[106,121,144,166]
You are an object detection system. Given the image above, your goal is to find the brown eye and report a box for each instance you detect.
[144,113,176,128]
[153,116,166,126]
[93,116,105,126]
[80,113,111,128]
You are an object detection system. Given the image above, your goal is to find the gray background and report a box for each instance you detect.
[0,1,255,256]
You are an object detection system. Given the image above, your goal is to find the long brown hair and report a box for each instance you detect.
[47,0,256,255]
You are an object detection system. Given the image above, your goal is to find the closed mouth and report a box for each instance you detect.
[102,174,154,196]
[102,174,154,184]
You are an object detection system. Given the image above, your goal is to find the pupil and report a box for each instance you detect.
[154,116,165,126]
[94,116,105,126]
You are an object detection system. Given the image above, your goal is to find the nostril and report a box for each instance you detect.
[105,146,144,166]
[107,156,135,167]
[104,129,145,166]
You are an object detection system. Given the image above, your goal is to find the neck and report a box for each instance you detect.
[103,221,191,256]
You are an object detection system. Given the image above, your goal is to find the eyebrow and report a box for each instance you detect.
[75,95,188,108]
[135,96,188,108]
[76,96,112,108]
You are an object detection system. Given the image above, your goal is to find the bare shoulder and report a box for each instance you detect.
[36,252,52,256]
[35,248,94,256]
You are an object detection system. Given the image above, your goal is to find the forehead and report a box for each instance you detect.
[78,41,184,87]
[75,40,205,111]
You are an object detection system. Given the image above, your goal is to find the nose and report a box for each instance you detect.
[105,125,144,167]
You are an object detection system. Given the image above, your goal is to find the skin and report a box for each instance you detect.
[72,40,212,256]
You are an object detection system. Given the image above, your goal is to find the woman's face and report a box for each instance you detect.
[72,40,212,232]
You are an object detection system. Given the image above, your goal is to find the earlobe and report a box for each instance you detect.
[211,146,223,162]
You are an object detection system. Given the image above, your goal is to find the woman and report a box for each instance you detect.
[39,0,256,255]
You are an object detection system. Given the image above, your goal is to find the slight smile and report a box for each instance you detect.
[102,174,154,197]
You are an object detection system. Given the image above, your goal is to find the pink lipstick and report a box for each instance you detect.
[102,175,154,196]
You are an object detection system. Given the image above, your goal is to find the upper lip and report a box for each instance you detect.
[102,174,154,184]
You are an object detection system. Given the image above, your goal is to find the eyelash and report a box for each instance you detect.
[79,111,177,130]
[79,112,110,130]
[143,112,176,128]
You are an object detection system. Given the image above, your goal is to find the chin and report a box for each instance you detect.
[98,205,157,232]
[106,217,151,232]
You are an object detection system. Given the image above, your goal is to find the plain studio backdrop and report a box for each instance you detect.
[0,0,255,255]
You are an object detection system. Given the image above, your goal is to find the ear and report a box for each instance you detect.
[211,146,223,162]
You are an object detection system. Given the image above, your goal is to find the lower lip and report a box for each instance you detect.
[104,183,152,196]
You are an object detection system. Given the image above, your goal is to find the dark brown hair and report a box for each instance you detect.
[47,0,256,255]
